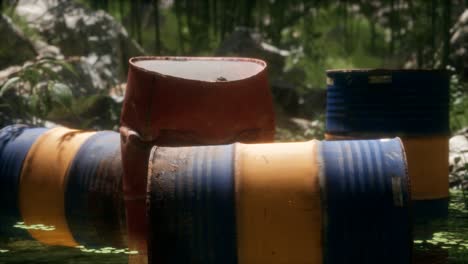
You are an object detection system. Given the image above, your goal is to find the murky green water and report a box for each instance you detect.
[0,191,467,264]
[413,190,468,264]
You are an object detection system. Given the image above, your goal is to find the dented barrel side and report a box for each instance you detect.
[122,56,276,258]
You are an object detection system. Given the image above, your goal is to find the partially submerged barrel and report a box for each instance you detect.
[0,125,49,239]
[7,127,126,248]
[147,138,412,264]
[325,69,450,218]
[65,131,126,248]
[121,56,276,257]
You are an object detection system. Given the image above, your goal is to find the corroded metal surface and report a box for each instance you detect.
[147,138,411,264]
[121,56,276,258]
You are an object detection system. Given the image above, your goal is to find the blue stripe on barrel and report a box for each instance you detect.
[147,144,237,264]
[65,131,126,248]
[320,138,412,264]
[0,125,48,238]
[326,70,449,135]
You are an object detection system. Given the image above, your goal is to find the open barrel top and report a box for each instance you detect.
[129,56,267,83]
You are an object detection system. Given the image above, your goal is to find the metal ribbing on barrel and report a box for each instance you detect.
[326,70,449,135]
[0,125,48,238]
[320,138,412,264]
[65,131,126,248]
[147,144,237,264]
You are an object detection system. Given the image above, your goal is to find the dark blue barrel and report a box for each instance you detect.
[147,145,237,264]
[325,69,450,220]
[320,138,412,264]
[0,125,48,239]
[65,131,126,248]
[326,69,449,135]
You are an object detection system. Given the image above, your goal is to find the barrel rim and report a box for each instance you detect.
[128,56,268,84]
[324,132,452,139]
[326,68,449,76]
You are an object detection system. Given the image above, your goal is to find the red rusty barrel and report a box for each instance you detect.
[120,56,275,261]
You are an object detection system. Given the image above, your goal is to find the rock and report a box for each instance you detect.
[109,82,126,103]
[0,14,37,69]
[451,9,468,79]
[15,0,145,89]
[449,129,468,189]
[216,27,287,76]
[216,27,309,115]
[0,56,118,128]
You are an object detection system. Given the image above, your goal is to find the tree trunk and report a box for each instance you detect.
[442,0,451,68]
[244,0,256,27]
[119,0,125,24]
[389,0,395,56]
[430,0,436,67]
[370,15,376,53]
[212,0,218,38]
[153,0,161,54]
[174,0,185,54]
[136,0,143,46]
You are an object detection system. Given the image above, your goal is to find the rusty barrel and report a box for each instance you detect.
[325,69,450,219]
[0,125,49,239]
[147,139,412,264]
[10,127,125,248]
[120,56,276,258]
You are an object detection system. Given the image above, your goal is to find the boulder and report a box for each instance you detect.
[451,9,468,79]
[15,0,145,89]
[449,128,468,189]
[0,56,121,129]
[0,14,36,69]
[216,27,309,116]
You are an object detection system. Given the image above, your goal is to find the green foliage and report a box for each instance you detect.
[0,57,76,126]
[450,73,468,132]
[282,5,387,90]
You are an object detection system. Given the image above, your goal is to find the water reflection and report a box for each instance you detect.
[413,190,468,264]
[75,245,137,255]
[13,222,56,231]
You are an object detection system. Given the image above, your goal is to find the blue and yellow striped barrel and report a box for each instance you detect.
[147,138,412,264]
[325,69,450,218]
[0,125,49,239]
[65,131,126,248]
[0,125,125,248]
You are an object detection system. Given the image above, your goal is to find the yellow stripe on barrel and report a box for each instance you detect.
[235,141,322,263]
[19,127,95,247]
